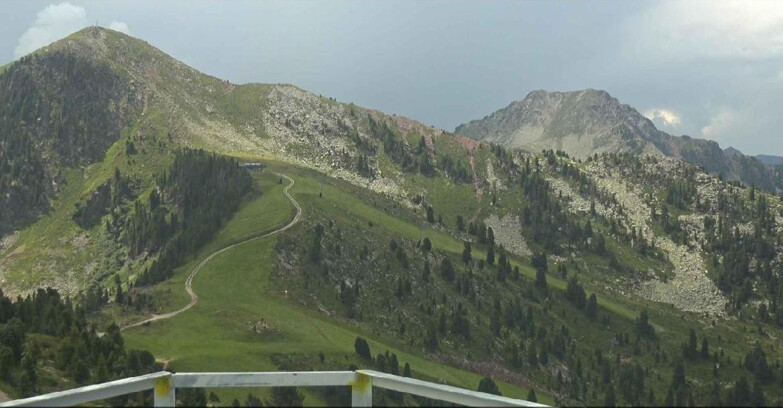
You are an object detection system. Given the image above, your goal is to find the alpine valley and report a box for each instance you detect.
[1,27,782,407]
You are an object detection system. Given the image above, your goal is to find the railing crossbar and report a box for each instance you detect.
[359,370,546,407]
[0,370,546,407]
[173,371,356,388]
[0,371,170,408]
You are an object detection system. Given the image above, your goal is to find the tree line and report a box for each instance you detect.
[0,288,158,402]
[130,149,252,286]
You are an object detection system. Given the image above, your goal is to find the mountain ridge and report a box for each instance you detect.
[455,89,783,192]
[0,26,474,296]
[2,26,783,407]
[758,154,783,166]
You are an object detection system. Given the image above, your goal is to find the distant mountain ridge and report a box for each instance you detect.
[724,148,783,166]
[723,146,743,157]
[455,89,783,192]
[758,154,783,166]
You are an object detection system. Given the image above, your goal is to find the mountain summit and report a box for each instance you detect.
[455,89,782,191]
[455,89,664,158]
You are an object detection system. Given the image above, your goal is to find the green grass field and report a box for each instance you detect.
[122,170,552,406]
[117,162,783,407]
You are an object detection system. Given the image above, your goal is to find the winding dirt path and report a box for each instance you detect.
[122,174,301,331]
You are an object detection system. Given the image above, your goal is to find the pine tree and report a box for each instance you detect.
[664,388,674,407]
[462,242,472,264]
[635,310,655,339]
[354,337,372,361]
[586,294,598,320]
[527,343,538,366]
[535,268,547,291]
[477,377,501,396]
[708,381,722,407]
[179,388,207,407]
[19,352,37,397]
[73,358,90,384]
[487,246,495,265]
[440,258,455,281]
[114,274,124,305]
[730,377,750,406]
[527,389,537,403]
[685,329,698,360]
[701,337,709,359]
[750,380,766,407]
[422,261,431,283]
[604,384,616,407]
[270,387,304,407]
[422,237,432,252]
[425,325,438,351]
[0,345,14,380]
[671,362,686,390]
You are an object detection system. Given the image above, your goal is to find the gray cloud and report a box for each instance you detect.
[1,1,781,155]
[616,1,783,151]
[622,1,783,62]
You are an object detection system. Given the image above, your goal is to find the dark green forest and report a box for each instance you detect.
[0,50,140,234]
[128,149,252,286]
[0,288,159,403]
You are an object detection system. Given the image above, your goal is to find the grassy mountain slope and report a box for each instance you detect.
[2,26,783,406]
[119,160,783,406]
[119,170,551,406]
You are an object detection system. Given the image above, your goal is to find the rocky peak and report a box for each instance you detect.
[455,89,661,159]
[455,89,783,192]
[724,146,743,157]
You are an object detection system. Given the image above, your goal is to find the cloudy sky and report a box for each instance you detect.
[1,1,781,156]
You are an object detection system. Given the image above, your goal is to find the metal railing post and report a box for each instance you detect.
[351,371,372,407]
[153,373,175,407]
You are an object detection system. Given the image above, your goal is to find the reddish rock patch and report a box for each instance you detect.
[453,134,480,153]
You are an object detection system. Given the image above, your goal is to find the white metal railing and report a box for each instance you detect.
[0,370,547,407]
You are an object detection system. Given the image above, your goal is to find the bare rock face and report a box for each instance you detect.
[455,89,664,159]
[456,89,783,192]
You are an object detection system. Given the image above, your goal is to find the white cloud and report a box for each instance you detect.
[14,2,88,59]
[644,108,681,128]
[108,21,130,35]
[625,1,783,61]
[13,3,132,59]
[701,108,739,139]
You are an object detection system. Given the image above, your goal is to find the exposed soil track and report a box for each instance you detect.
[122,174,301,330]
